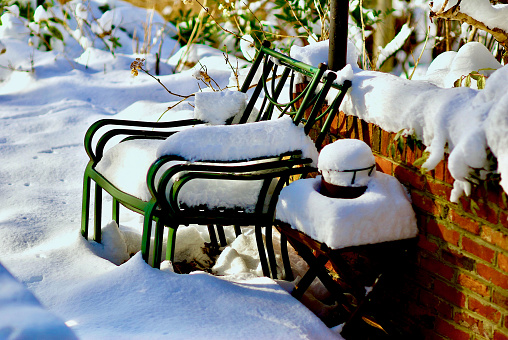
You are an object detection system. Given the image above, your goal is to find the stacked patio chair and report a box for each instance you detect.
[81,41,351,277]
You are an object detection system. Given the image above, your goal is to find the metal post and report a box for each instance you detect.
[328,0,350,71]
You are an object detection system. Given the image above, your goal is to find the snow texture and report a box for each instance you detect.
[276,173,418,249]
[0,1,343,338]
[318,139,376,187]
[431,0,508,34]
[337,42,508,201]
[0,264,77,339]
[193,89,248,124]
[156,116,319,164]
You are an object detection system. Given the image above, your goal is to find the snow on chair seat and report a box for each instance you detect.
[80,40,351,277]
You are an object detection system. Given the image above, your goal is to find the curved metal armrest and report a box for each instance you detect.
[147,151,314,215]
[84,118,205,162]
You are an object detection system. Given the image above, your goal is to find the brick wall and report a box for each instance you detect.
[329,111,508,340]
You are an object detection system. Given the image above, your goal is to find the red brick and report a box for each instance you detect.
[427,180,453,200]
[414,267,436,290]
[499,253,508,273]
[475,201,499,225]
[433,279,466,307]
[421,256,455,281]
[394,165,426,190]
[427,219,460,246]
[434,317,470,340]
[413,192,441,216]
[495,330,508,340]
[457,273,490,297]
[493,289,508,310]
[460,196,474,215]
[477,263,508,290]
[380,130,392,157]
[501,210,508,227]
[418,234,440,253]
[481,226,508,251]
[444,159,455,185]
[449,210,481,235]
[433,160,446,182]
[406,141,417,165]
[419,290,453,318]
[462,237,496,262]
[469,297,502,322]
[374,155,392,175]
[453,312,491,337]
[442,249,475,271]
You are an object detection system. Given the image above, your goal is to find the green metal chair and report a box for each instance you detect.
[81,41,351,277]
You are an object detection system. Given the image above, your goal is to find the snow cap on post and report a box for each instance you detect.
[318,139,376,188]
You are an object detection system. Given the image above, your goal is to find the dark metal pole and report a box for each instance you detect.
[328,0,349,71]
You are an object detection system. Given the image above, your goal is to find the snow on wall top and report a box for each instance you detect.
[293,40,508,201]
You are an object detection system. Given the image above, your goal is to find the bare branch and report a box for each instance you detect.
[430,1,508,47]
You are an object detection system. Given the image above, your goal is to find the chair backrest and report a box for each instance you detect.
[236,41,351,150]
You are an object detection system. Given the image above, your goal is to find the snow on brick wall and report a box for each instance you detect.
[327,111,508,340]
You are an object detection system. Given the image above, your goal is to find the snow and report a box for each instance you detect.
[338,43,508,201]
[0,1,342,338]
[193,89,248,124]
[157,116,319,163]
[431,0,508,34]
[1,0,506,337]
[419,42,501,88]
[0,263,77,339]
[318,139,376,187]
[276,173,418,249]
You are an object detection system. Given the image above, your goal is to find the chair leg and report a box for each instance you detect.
[265,226,278,279]
[207,225,219,248]
[112,198,120,226]
[94,183,102,243]
[255,225,270,277]
[234,225,242,237]
[165,224,178,264]
[81,174,91,240]
[141,202,157,264]
[153,219,165,269]
[280,233,294,281]
[217,225,227,247]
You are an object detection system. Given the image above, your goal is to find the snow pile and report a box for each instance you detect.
[276,173,418,249]
[157,116,319,164]
[420,42,501,88]
[318,139,376,187]
[0,0,345,337]
[51,253,340,339]
[290,39,360,70]
[336,42,508,201]
[193,89,248,125]
[0,264,77,339]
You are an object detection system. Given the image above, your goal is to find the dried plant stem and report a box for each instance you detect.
[360,0,367,69]
[409,26,430,80]
[140,67,191,98]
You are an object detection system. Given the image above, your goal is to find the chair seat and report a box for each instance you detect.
[95,138,268,212]
[275,172,418,249]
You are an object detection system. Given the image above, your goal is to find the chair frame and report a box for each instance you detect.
[81,41,351,277]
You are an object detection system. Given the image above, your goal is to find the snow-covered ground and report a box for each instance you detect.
[0,1,343,338]
[1,0,507,338]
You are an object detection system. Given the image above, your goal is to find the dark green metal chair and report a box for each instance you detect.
[81,41,351,277]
